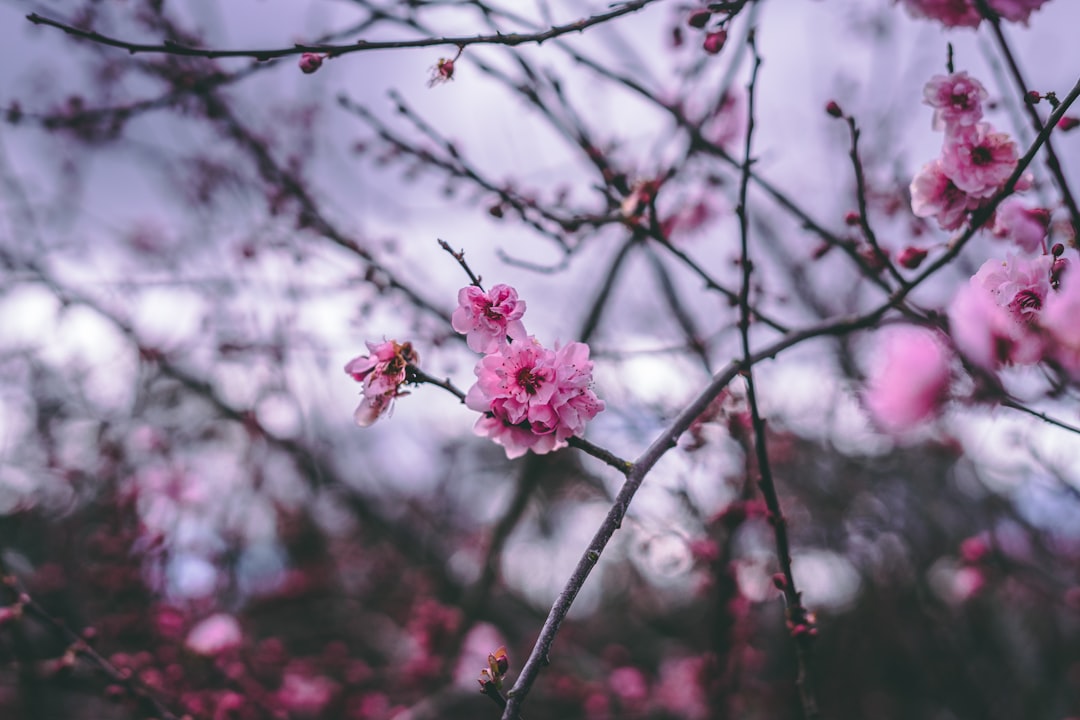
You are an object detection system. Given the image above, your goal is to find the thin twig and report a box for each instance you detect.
[438,239,484,288]
[733,31,819,720]
[845,114,907,288]
[26,1,660,60]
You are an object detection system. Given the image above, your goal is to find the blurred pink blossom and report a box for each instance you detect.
[991,199,1050,253]
[923,72,987,133]
[941,123,1018,198]
[344,340,417,426]
[897,0,1052,27]
[947,256,1053,369]
[451,284,527,353]
[864,326,953,433]
[1041,267,1080,379]
[185,614,242,656]
[465,337,604,458]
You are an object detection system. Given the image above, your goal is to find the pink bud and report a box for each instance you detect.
[1058,116,1080,132]
[825,100,843,118]
[702,30,727,55]
[299,53,324,75]
[897,246,928,270]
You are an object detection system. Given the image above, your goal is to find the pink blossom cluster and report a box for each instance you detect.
[454,284,604,458]
[910,72,1034,238]
[897,0,1052,28]
[344,340,418,426]
[949,253,1078,376]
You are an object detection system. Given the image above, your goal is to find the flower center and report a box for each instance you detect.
[516,367,541,395]
[950,92,970,109]
[971,145,993,166]
[1011,289,1042,316]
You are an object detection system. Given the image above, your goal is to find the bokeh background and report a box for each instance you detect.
[1,0,1079,718]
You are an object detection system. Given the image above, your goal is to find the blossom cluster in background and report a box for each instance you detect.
[898,0,1052,28]
[454,284,604,458]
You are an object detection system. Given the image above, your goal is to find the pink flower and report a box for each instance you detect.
[465,337,603,458]
[452,284,527,353]
[186,614,242,656]
[941,123,1018,198]
[948,256,1052,369]
[864,326,953,433]
[344,340,418,426]
[991,199,1050,253]
[988,0,1053,24]
[972,254,1052,322]
[923,72,987,133]
[897,0,1051,27]
[910,159,976,231]
[1041,268,1080,379]
[897,0,982,27]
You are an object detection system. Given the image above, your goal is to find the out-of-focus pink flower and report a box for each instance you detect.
[1041,268,1080,379]
[185,614,242,656]
[923,72,987,133]
[344,340,418,426]
[864,326,953,434]
[465,337,603,458]
[897,0,982,27]
[988,0,1053,24]
[941,123,1018,198]
[897,0,1051,27]
[451,284,527,353]
[910,159,976,230]
[277,671,339,718]
[948,257,1052,369]
[991,199,1050,253]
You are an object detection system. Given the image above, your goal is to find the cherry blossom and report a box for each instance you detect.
[864,326,953,434]
[947,256,1052,369]
[923,72,988,133]
[972,253,1053,322]
[1041,268,1080,379]
[465,337,603,458]
[344,340,418,426]
[185,613,243,656]
[991,199,1050,253]
[451,284,527,353]
[941,122,1018,198]
[897,0,1052,28]
[910,159,976,230]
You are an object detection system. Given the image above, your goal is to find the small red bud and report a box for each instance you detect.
[897,246,928,270]
[1024,90,1041,105]
[299,53,324,75]
[772,573,787,590]
[843,211,860,226]
[687,9,712,28]
[825,100,843,118]
[1058,116,1080,132]
[703,30,727,55]
[1052,243,1065,257]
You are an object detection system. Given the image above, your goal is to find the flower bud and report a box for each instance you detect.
[825,100,843,118]
[897,246,928,270]
[299,53,324,74]
[703,30,727,55]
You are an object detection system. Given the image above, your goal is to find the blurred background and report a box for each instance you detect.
[1,0,1079,718]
